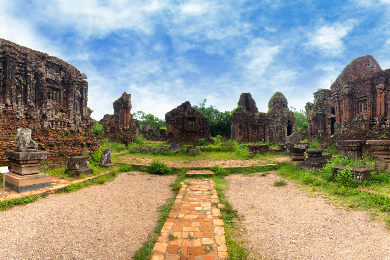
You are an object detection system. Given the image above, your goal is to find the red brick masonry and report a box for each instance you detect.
[151,179,228,260]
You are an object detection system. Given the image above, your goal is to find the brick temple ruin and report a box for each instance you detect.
[230,92,295,144]
[305,89,335,140]
[100,92,136,144]
[306,55,390,141]
[0,39,98,165]
[165,101,213,143]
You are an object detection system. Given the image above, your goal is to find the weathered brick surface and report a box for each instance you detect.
[101,92,136,144]
[305,55,390,141]
[305,89,335,142]
[230,92,295,144]
[0,39,98,166]
[165,101,213,143]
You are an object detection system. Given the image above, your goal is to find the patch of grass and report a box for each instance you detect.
[118,164,133,172]
[210,165,227,176]
[205,245,213,253]
[58,170,119,193]
[0,194,47,211]
[168,233,177,241]
[260,172,270,177]
[213,177,249,260]
[274,179,287,186]
[275,161,390,228]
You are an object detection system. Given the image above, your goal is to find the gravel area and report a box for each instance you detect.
[0,171,176,259]
[226,172,390,259]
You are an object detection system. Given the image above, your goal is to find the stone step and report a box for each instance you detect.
[186,170,214,176]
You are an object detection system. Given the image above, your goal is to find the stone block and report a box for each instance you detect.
[248,145,269,155]
[2,172,51,193]
[5,151,48,161]
[65,156,92,176]
[332,166,372,183]
[299,149,328,170]
[336,140,365,160]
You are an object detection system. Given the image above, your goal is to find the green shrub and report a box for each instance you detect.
[134,135,145,145]
[198,138,206,146]
[90,150,102,164]
[234,144,253,159]
[149,161,172,175]
[210,165,226,176]
[119,164,133,172]
[91,123,104,136]
[335,169,358,188]
[309,138,319,149]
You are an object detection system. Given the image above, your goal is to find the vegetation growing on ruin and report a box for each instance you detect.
[193,99,231,138]
[290,106,308,134]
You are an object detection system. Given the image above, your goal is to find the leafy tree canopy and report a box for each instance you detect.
[132,111,167,128]
[193,99,231,138]
[290,106,308,133]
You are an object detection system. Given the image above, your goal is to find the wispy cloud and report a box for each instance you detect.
[306,20,354,56]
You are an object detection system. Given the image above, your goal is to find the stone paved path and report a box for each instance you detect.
[151,179,228,260]
[123,156,289,168]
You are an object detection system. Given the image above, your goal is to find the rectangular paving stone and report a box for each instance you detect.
[153,179,228,259]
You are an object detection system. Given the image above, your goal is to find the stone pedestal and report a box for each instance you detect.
[65,156,93,176]
[285,143,311,161]
[299,149,328,170]
[336,140,365,160]
[4,150,50,193]
[366,140,390,166]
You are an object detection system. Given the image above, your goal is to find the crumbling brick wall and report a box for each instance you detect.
[267,92,295,143]
[330,55,390,140]
[100,92,136,143]
[0,39,98,166]
[305,89,336,141]
[230,92,295,144]
[165,101,213,143]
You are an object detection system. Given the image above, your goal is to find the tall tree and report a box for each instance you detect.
[132,111,167,128]
[193,100,231,138]
[290,106,308,133]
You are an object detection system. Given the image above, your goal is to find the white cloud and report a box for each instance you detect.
[0,1,60,56]
[239,38,280,78]
[181,3,207,15]
[35,0,166,37]
[307,20,354,56]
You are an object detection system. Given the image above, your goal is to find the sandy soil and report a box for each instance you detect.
[226,172,390,260]
[0,172,175,259]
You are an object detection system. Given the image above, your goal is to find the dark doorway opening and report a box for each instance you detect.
[331,117,336,135]
[287,120,292,136]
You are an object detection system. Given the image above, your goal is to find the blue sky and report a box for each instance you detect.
[1,0,390,120]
